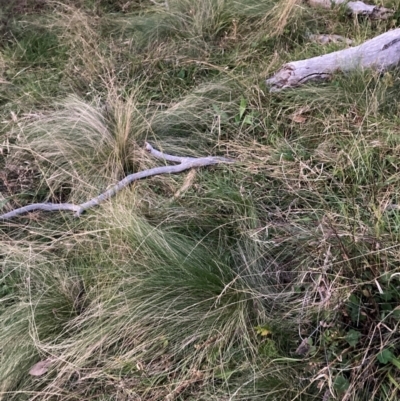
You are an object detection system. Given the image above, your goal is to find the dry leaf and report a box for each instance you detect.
[29,358,53,376]
[259,328,271,336]
[255,325,272,336]
[289,106,310,124]
[295,338,311,356]
[319,321,334,328]
[290,114,307,123]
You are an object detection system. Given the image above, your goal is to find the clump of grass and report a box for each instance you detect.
[120,0,294,56]
[0,196,309,400]
[124,0,233,48]
[5,92,147,207]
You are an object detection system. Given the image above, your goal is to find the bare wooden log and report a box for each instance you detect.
[307,0,393,19]
[266,28,400,92]
[0,143,234,221]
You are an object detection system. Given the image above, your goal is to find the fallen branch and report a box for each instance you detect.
[266,28,400,92]
[307,0,393,19]
[0,143,234,220]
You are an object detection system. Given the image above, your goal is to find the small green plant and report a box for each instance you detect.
[235,96,257,125]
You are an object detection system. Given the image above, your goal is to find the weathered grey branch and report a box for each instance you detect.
[266,28,400,92]
[0,143,234,221]
[0,203,82,220]
[307,0,393,19]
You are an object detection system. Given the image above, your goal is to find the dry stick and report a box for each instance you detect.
[0,142,235,221]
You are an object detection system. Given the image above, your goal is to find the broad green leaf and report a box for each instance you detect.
[334,375,350,394]
[243,114,254,125]
[392,309,400,320]
[345,329,361,347]
[377,349,394,364]
[380,290,394,302]
[212,104,228,122]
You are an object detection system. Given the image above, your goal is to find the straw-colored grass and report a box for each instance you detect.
[1,0,400,400]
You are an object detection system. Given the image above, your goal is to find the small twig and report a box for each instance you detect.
[0,143,234,221]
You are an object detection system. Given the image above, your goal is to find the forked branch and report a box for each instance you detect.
[0,143,234,221]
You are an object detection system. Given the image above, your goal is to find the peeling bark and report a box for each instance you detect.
[266,29,400,92]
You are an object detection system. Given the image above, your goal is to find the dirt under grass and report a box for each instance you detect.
[1,0,400,400]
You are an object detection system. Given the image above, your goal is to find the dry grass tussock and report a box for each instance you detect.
[49,3,109,86]
[6,93,147,205]
[0,195,310,400]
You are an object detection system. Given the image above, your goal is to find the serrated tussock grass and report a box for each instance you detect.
[13,93,147,203]
[0,199,306,400]
[2,0,400,400]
